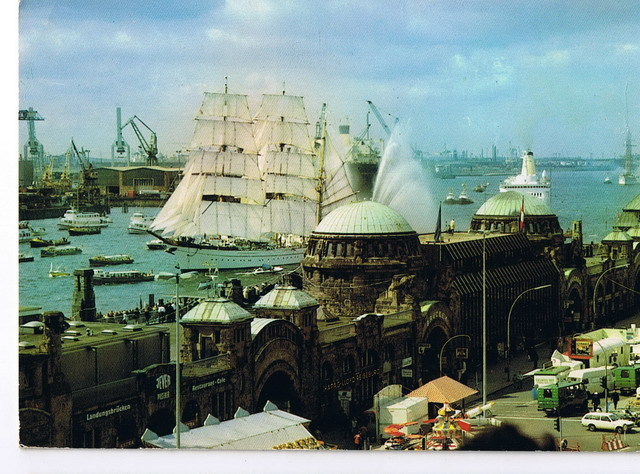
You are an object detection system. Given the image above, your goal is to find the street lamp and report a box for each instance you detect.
[174,265,181,449]
[482,231,487,414]
[439,334,471,376]
[592,263,628,326]
[592,339,609,411]
[506,284,552,369]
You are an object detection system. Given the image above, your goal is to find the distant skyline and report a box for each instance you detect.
[18,1,640,159]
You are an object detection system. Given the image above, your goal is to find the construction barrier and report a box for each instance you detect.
[601,434,627,451]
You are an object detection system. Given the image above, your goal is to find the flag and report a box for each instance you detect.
[519,197,525,231]
[434,203,442,242]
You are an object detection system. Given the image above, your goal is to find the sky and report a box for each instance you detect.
[15,0,640,159]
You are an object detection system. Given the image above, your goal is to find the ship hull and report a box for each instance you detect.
[345,161,378,200]
[171,244,306,271]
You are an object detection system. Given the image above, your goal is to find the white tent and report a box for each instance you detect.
[142,401,317,450]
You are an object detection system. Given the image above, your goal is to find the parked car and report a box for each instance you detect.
[581,412,635,433]
[611,408,640,426]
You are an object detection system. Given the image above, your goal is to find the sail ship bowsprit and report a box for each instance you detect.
[149,86,356,271]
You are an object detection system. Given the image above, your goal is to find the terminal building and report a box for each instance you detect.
[19,193,640,447]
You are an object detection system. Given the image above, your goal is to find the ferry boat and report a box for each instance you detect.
[89,254,134,267]
[30,237,70,248]
[19,253,34,263]
[40,245,82,257]
[128,212,155,234]
[57,209,110,230]
[92,269,155,285]
[148,84,356,270]
[68,226,101,236]
[499,150,551,205]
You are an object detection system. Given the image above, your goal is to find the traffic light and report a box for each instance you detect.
[554,417,561,432]
[601,376,608,390]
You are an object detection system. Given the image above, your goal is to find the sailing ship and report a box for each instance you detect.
[499,150,551,205]
[149,85,356,270]
[618,128,637,185]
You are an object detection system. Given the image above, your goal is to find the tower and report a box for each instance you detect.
[71,269,97,321]
[111,107,130,166]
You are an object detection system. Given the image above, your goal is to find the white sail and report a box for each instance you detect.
[254,94,309,123]
[198,92,254,121]
[320,128,358,217]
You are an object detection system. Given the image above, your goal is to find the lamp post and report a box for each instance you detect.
[592,263,628,327]
[482,231,487,414]
[506,284,551,371]
[175,266,181,449]
[592,339,609,411]
[439,334,471,376]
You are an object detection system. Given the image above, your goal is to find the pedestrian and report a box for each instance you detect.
[353,432,362,450]
[611,391,620,410]
[592,392,601,412]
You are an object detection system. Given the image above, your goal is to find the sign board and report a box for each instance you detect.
[402,357,413,368]
[337,390,352,401]
[569,338,593,359]
[402,369,413,378]
[456,348,469,359]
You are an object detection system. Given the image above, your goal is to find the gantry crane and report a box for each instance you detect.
[122,115,158,165]
[18,107,45,181]
[70,138,100,202]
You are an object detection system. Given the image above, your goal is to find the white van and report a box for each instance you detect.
[567,366,613,395]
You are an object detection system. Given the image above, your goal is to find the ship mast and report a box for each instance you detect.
[315,103,327,225]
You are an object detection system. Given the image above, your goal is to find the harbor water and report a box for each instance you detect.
[19,171,638,315]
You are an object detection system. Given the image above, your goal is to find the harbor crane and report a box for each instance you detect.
[18,107,46,181]
[111,107,131,166]
[70,137,100,202]
[122,115,158,165]
[366,100,399,137]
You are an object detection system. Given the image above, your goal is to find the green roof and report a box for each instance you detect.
[181,298,252,324]
[623,194,640,212]
[254,286,318,310]
[603,230,632,242]
[476,191,554,217]
[314,201,414,235]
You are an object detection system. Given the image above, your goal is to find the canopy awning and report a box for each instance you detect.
[406,376,477,403]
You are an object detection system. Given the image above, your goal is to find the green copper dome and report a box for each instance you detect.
[314,201,415,235]
[476,191,554,217]
[181,298,252,324]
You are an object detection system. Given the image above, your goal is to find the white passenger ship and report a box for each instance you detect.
[57,209,110,229]
[499,150,551,206]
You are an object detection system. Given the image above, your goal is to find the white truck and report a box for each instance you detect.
[566,366,614,395]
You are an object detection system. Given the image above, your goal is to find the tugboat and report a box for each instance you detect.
[443,188,456,204]
[457,184,474,205]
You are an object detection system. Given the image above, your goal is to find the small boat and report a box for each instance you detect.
[92,269,155,285]
[443,189,456,204]
[604,176,612,184]
[19,253,34,263]
[239,264,284,275]
[68,226,101,236]
[19,222,46,243]
[49,263,70,278]
[128,212,155,234]
[473,183,489,192]
[457,184,474,205]
[89,254,135,267]
[40,245,83,257]
[146,239,168,250]
[30,237,70,248]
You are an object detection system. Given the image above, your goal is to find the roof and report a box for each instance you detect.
[614,211,639,229]
[623,194,640,212]
[181,298,252,324]
[406,376,478,403]
[602,230,632,242]
[251,318,277,339]
[626,226,640,238]
[314,201,415,235]
[96,166,180,172]
[475,191,554,217]
[142,402,314,449]
[254,286,318,310]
